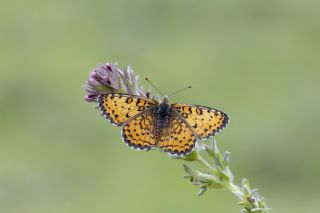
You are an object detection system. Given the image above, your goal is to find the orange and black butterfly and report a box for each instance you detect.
[98,83,229,156]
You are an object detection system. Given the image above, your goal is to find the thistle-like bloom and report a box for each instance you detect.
[84,63,146,102]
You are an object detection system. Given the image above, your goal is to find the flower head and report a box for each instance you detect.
[83,63,147,102]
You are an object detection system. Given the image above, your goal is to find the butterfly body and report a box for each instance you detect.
[98,93,229,156]
[155,100,171,130]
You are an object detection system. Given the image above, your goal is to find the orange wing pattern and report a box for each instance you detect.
[98,94,158,126]
[121,110,157,150]
[98,93,229,156]
[171,104,229,139]
[157,113,197,156]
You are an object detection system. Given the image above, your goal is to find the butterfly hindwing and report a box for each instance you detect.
[171,103,229,139]
[157,112,197,156]
[98,94,158,126]
[121,110,157,150]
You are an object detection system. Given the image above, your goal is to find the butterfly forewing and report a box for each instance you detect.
[171,103,229,139]
[157,112,197,156]
[98,94,158,126]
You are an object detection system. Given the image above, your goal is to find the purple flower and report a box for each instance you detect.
[83,63,147,102]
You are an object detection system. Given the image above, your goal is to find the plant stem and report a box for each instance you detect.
[195,150,220,177]
[182,140,270,212]
[225,181,244,200]
[196,150,244,199]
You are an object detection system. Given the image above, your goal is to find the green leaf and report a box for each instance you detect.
[183,164,201,177]
[203,144,215,158]
[197,185,207,196]
[223,151,231,166]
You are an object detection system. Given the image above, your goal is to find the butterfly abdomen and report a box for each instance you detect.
[157,104,171,126]
[154,103,171,141]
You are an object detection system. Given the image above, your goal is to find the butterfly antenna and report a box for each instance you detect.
[144,77,165,98]
[168,85,192,98]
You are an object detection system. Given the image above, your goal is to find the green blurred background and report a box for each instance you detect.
[1,0,320,212]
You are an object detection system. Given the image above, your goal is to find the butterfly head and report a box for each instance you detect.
[162,96,169,104]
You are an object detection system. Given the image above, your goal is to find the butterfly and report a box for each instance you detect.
[98,92,229,156]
